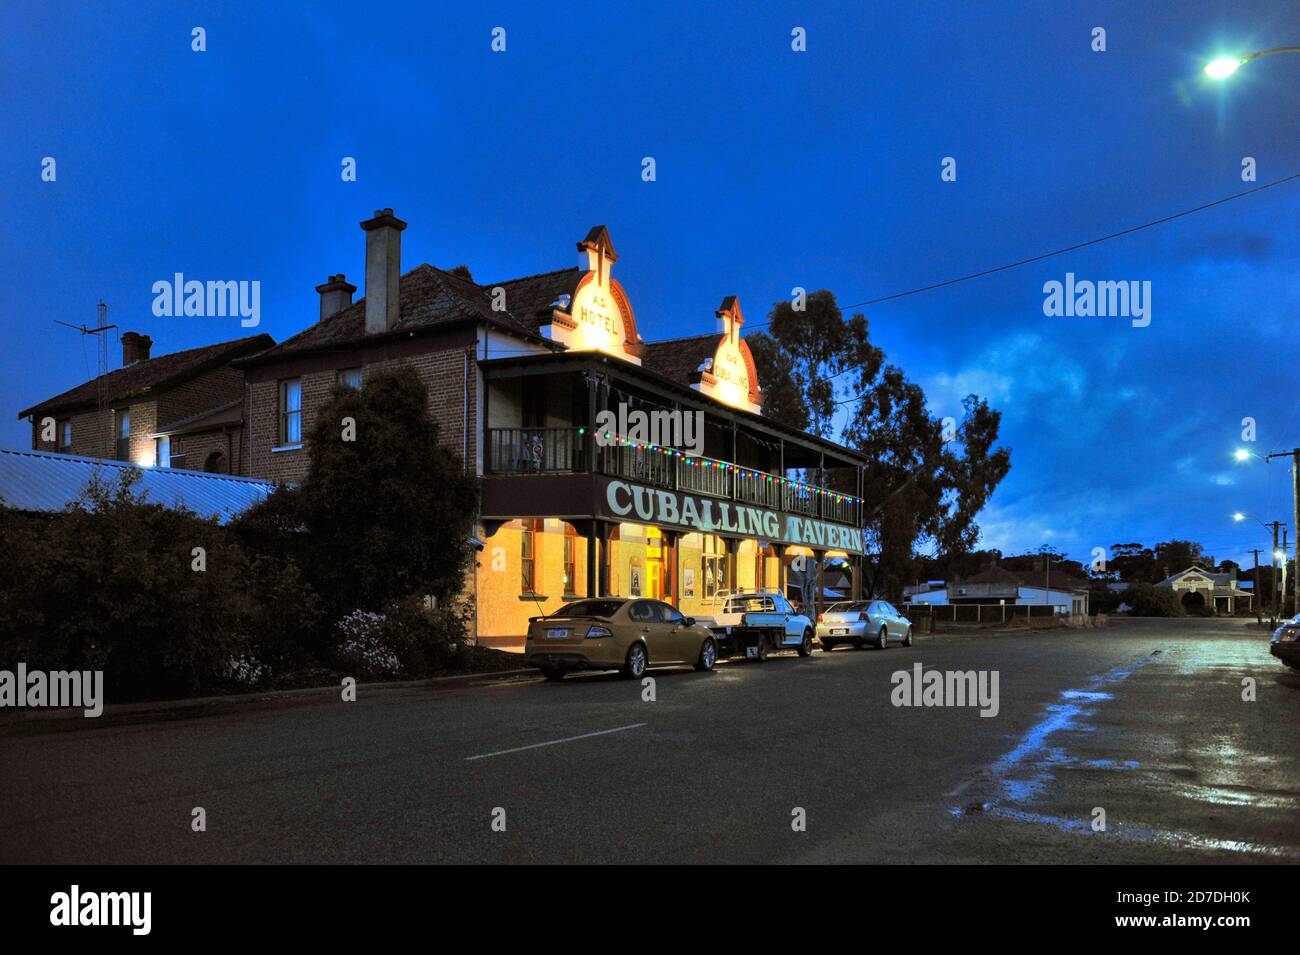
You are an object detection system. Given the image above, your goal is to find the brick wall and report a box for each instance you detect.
[31,402,155,464]
[29,365,246,471]
[244,341,478,484]
[157,366,244,429]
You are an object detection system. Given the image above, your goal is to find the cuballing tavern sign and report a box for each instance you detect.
[601,479,865,553]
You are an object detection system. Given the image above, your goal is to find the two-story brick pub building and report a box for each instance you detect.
[21,209,871,647]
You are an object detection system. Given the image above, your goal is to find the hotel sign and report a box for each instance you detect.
[695,297,762,413]
[541,225,642,365]
[601,478,864,553]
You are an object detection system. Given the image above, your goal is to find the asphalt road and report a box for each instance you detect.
[2,617,1298,864]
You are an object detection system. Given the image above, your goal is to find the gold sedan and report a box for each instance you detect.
[526,598,718,681]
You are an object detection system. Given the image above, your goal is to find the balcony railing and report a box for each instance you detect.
[486,427,862,528]
[489,427,584,473]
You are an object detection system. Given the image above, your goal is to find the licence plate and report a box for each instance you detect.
[831,628,848,635]
[745,646,759,659]
[546,628,570,639]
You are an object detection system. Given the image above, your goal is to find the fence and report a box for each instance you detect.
[905,603,1058,626]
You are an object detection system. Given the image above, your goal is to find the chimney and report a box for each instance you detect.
[360,208,406,334]
[315,274,356,322]
[121,331,152,366]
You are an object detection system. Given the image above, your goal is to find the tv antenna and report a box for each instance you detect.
[55,301,118,407]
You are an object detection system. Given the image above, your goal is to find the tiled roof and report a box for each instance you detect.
[244,264,583,364]
[640,333,718,386]
[19,334,274,419]
[0,448,277,525]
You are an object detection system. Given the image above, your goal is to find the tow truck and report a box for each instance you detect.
[696,590,816,660]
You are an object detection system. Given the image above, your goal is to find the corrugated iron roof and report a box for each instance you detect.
[0,448,277,524]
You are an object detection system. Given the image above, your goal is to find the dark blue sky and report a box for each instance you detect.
[3,1,1298,568]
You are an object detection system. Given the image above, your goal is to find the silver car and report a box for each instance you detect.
[816,599,913,651]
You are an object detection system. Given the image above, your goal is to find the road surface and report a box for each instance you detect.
[2,616,1297,863]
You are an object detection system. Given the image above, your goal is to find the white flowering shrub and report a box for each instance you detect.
[225,654,271,686]
[336,610,403,678]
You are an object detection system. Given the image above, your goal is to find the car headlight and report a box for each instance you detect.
[585,626,613,639]
[1276,627,1299,643]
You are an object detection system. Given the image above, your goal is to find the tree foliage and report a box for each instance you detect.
[749,289,1011,598]
[236,366,479,620]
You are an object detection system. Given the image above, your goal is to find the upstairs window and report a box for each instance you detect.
[115,410,130,461]
[279,379,302,446]
[155,435,171,468]
[57,420,72,453]
[337,367,364,391]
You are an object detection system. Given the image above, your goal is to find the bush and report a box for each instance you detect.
[1121,582,1184,617]
[0,469,320,698]
[335,610,404,680]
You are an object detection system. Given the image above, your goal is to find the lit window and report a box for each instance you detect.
[279,379,302,445]
[155,435,171,468]
[337,367,364,390]
[563,525,577,595]
[521,520,539,594]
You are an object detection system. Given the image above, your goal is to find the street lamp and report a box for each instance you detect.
[1204,47,1300,79]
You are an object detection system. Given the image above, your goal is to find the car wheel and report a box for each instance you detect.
[902,627,913,647]
[621,642,648,679]
[694,638,717,672]
[798,629,814,657]
[756,640,769,662]
[540,666,565,682]
[877,626,888,649]
[820,639,836,653]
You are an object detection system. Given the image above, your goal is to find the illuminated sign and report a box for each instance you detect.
[694,297,762,413]
[541,225,641,364]
[601,478,864,553]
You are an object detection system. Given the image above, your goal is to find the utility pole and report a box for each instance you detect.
[1264,521,1286,626]
[1265,448,1300,622]
[1251,549,1262,623]
[1285,528,1291,619]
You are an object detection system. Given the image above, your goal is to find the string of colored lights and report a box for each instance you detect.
[576,427,863,505]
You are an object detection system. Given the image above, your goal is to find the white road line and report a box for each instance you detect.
[464,723,648,761]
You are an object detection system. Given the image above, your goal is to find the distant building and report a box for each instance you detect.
[905,563,1089,615]
[18,333,273,475]
[1155,566,1252,614]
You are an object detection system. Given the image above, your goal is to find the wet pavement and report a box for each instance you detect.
[1,616,1297,863]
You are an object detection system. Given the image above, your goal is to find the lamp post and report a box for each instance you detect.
[1204,47,1300,79]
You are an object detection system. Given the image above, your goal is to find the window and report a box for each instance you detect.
[520,519,539,594]
[115,410,130,460]
[657,602,684,625]
[57,420,72,453]
[337,367,364,390]
[563,525,577,596]
[279,379,302,446]
[155,435,171,468]
[703,535,727,599]
[552,599,624,619]
[628,601,657,623]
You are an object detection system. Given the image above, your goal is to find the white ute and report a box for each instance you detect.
[698,590,816,661]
